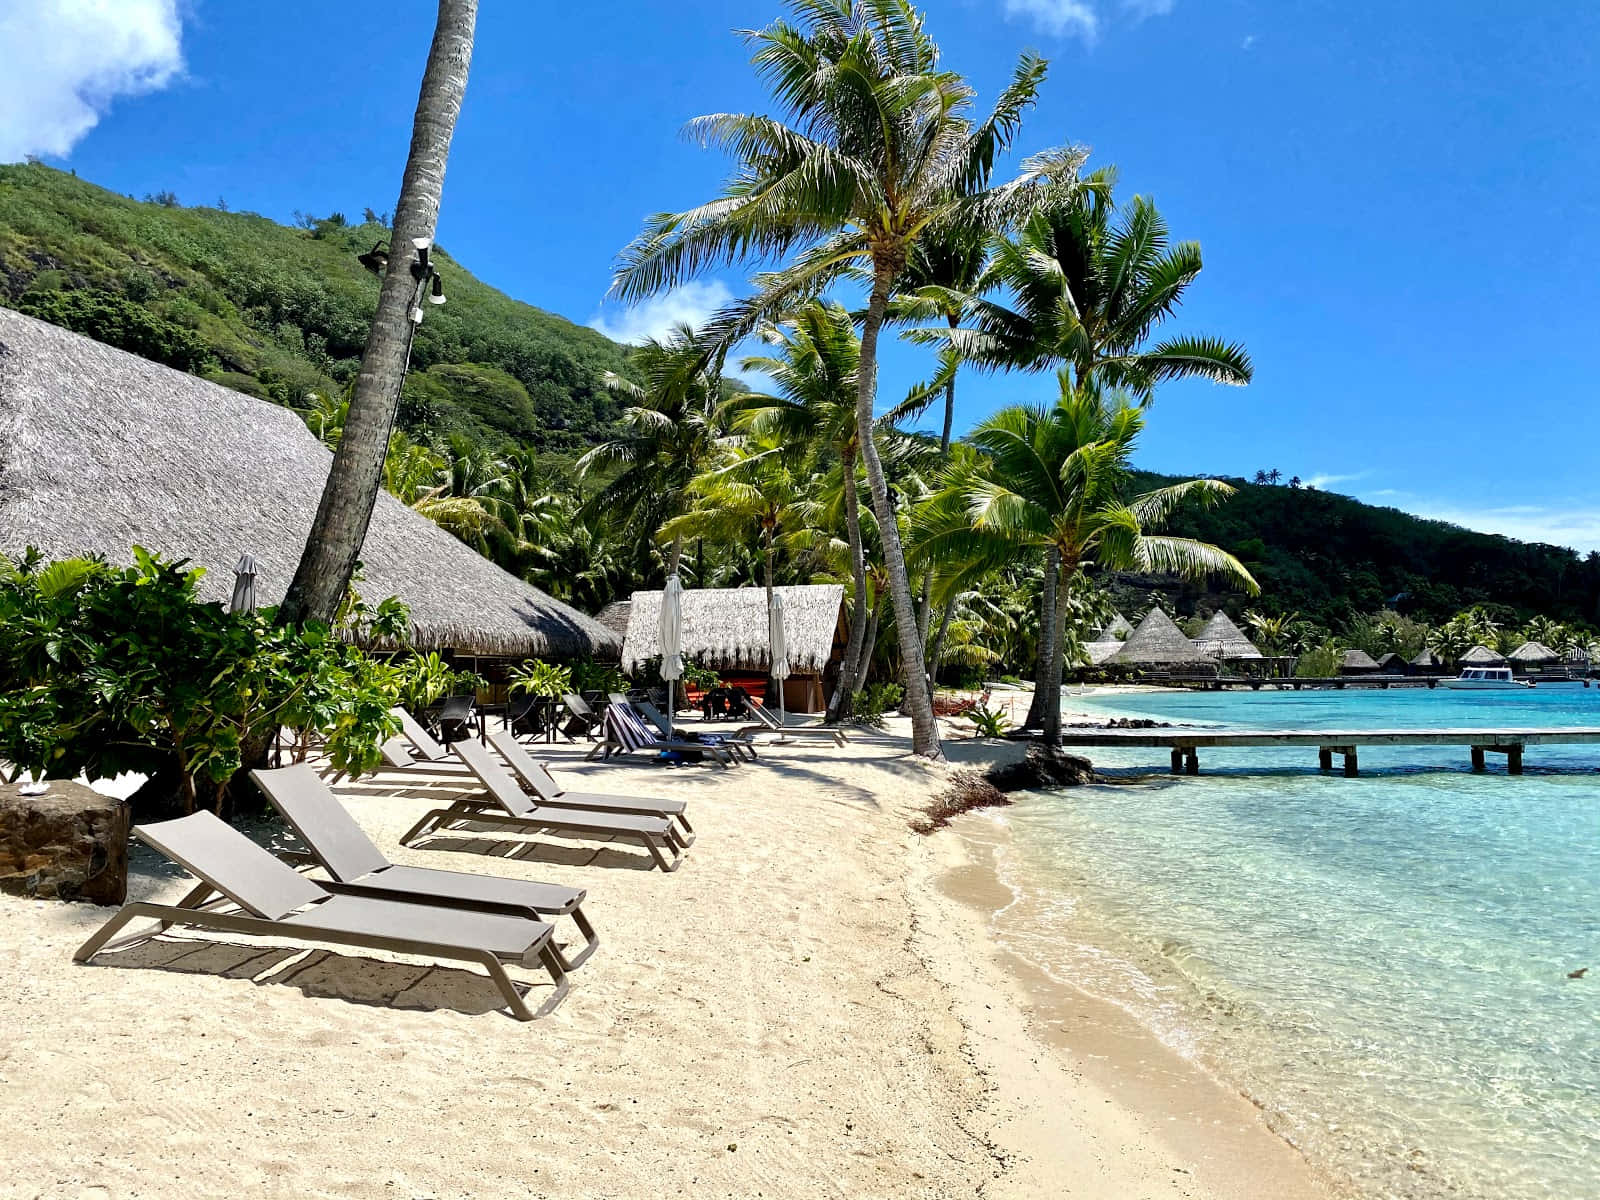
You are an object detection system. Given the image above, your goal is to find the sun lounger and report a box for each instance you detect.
[487,729,695,845]
[737,699,848,746]
[561,692,607,741]
[250,764,599,970]
[587,702,738,767]
[401,738,689,872]
[623,697,757,762]
[75,811,569,1020]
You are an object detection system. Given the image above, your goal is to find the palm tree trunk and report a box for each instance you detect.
[827,446,869,722]
[665,535,683,578]
[915,319,960,703]
[278,0,477,626]
[857,268,941,759]
[1041,556,1074,744]
[764,524,777,708]
[927,598,956,689]
[1024,547,1059,730]
[853,597,884,690]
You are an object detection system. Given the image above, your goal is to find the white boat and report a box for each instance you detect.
[1439,666,1532,690]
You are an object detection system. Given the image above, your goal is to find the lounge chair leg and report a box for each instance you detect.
[74,883,220,962]
[532,944,571,1018]
[557,906,600,971]
[644,835,683,873]
[472,950,538,1021]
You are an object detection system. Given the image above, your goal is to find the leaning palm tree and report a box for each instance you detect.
[610,0,1084,759]
[578,325,726,578]
[728,300,937,717]
[916,385,1257,740]
[282,0,478,626]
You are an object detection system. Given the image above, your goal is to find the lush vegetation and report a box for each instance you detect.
[0,548,403,813]
[0,162,633,452]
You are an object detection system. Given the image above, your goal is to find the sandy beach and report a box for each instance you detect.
[0,714,1339,1199]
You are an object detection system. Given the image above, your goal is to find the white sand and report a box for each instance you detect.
[0,717,1338,1199]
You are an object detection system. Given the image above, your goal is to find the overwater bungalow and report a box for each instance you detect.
[1411,648,1445,673]
[1339,648,1381,674]
[1376,652,1409,675]
[1111,608,1215,672]
[0,308,619,667]
[1507,641,1559,670]
[620,584,847,713]
[1459,644,1507,668]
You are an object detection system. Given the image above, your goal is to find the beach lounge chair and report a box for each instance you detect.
[75,811,569,1020]
[487,729,695,846]
[401,738,688,872]
[562,693,604,740]
[620,696,757,762]
[250,764,598,970]
[737,699,849,746]
[436,694,477,742]
[588,702,737,768]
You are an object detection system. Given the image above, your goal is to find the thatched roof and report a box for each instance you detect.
[0,307,619,660]
[1112,608,1211,665]
[596,600,632,639]
[1508,640,1558,664]
[1376,652,1407,670]
[1094,612,1133,641]
[1190,611,1263,660]
[1459,645,1506,666]
[1082,640,1123,666]
[1411,648,1443,668]
[1340,648,1380,672]
[621,584,845,674]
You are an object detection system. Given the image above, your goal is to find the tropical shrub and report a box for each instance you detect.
[508,659,572,698]
[571,658,627,696]
[0,547,400,813]
[963,697,1013,738]
[1294,640,1344,678]
[850,683,906,729]
[389,651,483,712]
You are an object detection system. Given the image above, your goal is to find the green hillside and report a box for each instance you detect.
[0,162,631,451]
[1129,472,1600,631]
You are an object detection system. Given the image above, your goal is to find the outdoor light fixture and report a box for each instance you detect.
[357,242,389,274]
[428,272,446,305]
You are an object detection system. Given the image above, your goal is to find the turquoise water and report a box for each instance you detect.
[985,686,1600,1199]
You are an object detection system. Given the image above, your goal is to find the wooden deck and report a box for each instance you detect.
[1054,727,1600,776]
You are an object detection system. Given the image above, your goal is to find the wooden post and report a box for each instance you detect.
[1170,748,1183,775]
[1318,748,1333,771]
[1471,747,1486,773]
[1343,749,1358,778]
[1508,745,1523,775]
[1184,749,1199,776]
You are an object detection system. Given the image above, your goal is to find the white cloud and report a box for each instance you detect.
[0,0,186,162]
[1302,471,1369,490]
[1002,0,1100,39]
[1241,33,1257,50]
[1347,487,1600,554]
[1002,0,1178,39]
[588,281,735,345]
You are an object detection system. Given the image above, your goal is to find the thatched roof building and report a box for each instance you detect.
[1082,640,1123,666]
[1459,645,1506,666]
[1112,608,1211,666]
[1411,648,1443,669]
[1508,641,1558,665]
[621,584,846,675]
[1094,612,1133,641]
[1190,611,1263,661]
[1376,652,1408,673]
[0,307,618,660]
[596,600,632,641]
[1339,649,1381,673]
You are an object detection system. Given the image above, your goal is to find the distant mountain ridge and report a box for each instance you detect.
[0,162,632,452]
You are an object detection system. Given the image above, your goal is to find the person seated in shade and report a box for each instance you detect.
[701,686,730,720]
[726,686,753,720]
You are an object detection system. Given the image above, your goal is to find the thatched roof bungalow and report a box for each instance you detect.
[1339,649,1381,674]
[1459,645,1507,667]
[1094,612,1134,641]
[596,599,632,641]
[1376,652,1409,674]
[1081,640,1123,666]
[1190,611,1263,661]
[1112,608,1213,668]
[1411,648,1444,670]
[0,307,618,661]
[1508,641,1558,666]
[621,584,847,712]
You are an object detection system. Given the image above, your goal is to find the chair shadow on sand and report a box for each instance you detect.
[89,935,559,1018]
[408,825,663,872]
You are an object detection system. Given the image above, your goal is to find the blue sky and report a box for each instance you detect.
[8,1,1600,549]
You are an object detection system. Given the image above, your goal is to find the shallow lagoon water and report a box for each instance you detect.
[984,685,1600,1199]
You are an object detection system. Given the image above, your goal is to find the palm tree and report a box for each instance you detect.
[1244,610,1300,656]
[934,180,1253,398]
[578,326,726,578]
[281,0,478,625]
[728,300,937,717]
[610,0,1083,759]
[916,385,1257,740]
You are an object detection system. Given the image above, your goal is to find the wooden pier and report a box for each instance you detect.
[1054,727,1600,776]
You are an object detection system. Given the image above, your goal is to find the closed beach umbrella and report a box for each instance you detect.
[769,591,790,732]
[659,574,684,719]
[229,554,259,614]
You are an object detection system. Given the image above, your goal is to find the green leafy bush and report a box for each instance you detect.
[508,659,572,698]
[17,287,216,373]
[849,682,905,728]
[389,651,483,712]
[571,658,627,695]
[1294,640,1344,678]
[963,700,1013,738]
[0,547,400,813]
